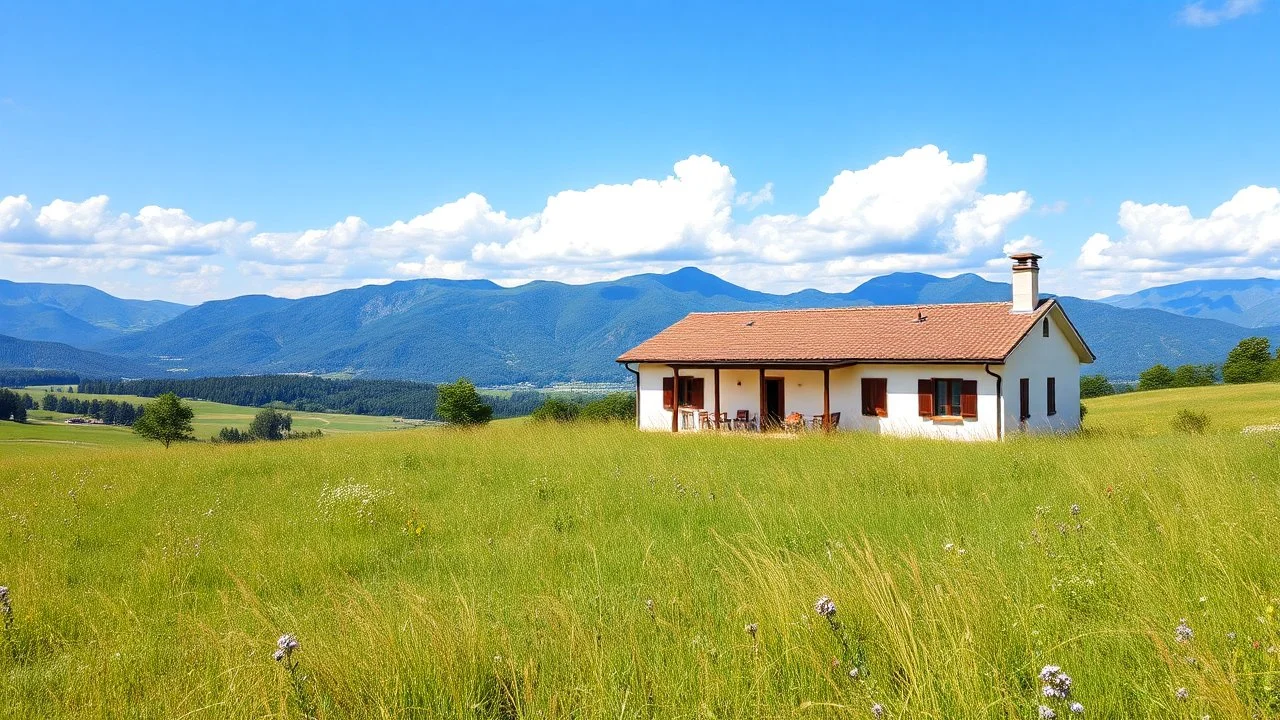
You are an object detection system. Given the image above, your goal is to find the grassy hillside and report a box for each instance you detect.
[1,386,1279,718]
[0,387,408,458]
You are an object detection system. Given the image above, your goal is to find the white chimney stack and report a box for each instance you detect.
[1010,253,1041,313]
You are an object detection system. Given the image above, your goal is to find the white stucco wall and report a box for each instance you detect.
[1001,309,1085,434]
[635,363,1002,440]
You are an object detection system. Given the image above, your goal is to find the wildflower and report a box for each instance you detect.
[0,585,10,627]
[1227,632,1237,642]
[1039,665,1073,699]
[814,596,837,619]
[871,703,883,719]
[1070,503,1081,516]
[745,623,758,638]
[1069,702,1084,715]
[274,633,299,662]
[848,667,860,680]
[1038,705,1057,719]
[1176,618,1194,643]
[1176,687,1189,701]
[943,542,955,552]
[645,598,655,617]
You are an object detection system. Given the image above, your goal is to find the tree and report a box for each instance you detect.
[1223,337,1274,384]
[132,392,195,448]
[1171,364,1216,388]
[41,393,57,411]
[56,396,74,414]
[101,399,119,425]
[248,408,293,440]
[117,402,137,426]
[531,397,580,422]
[0,389,27,422]
[1079,374,1115,399]
[435,378,492,425]
[1137,364,1175,391]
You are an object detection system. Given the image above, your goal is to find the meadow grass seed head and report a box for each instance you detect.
[814,596,837,619]
[1176,618,1193,643]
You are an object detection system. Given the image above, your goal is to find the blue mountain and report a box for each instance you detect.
[0,279,189,345]
[1101,278,1280,328]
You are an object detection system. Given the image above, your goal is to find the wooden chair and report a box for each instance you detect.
[699,410,714,430]
[679,408,695,430]
[829,412,841,430]
[734,409,755,431]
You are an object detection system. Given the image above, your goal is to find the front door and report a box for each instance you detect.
[765,377,785,428]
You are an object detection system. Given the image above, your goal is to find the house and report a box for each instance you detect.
[616,254,1094,440]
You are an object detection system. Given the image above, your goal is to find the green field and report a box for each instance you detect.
[2,384,1280,718]
[0,387,412,458]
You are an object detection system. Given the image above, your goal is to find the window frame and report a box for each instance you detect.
[1047,377,1057,416]
[1042,317,1050,337]
[860,377,888,417]
[932,378,965,418]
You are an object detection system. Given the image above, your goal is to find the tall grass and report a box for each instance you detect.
[2,409,1279,718]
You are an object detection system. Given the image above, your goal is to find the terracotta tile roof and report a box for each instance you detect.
[618,300,1068,365]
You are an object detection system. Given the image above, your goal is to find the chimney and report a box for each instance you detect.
[1010,253,1041,313]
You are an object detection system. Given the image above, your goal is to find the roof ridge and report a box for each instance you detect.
[687,300,1025,317]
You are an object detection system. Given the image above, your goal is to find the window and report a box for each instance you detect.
[1042,318,1050,337]
[662,376,704,409]
[1019,378,1030,421]
[861,378,887,417]
[918,378,978,419]
[1047,377,1057,416]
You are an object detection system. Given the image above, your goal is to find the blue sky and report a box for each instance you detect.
[2,0,1278,302]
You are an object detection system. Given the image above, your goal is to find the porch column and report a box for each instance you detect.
[671,366,679,433]
[823,367,831,432]
[713,368,721,429]
[758,367,766,433]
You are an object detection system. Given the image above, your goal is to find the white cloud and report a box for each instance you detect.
[1179,0,1263,26]
[1038,200,1069,216]
[735,182,774,210]
[1075,185,1280,294]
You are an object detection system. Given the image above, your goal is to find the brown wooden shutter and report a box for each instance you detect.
[691,378,705,408]
[662,377,674,409]
[861,378,874,416]
[917,379,934,417]
[1019,378,1030,420]
[1047,377,1056,416]
[960,380,978,419]
[874,379,887,416]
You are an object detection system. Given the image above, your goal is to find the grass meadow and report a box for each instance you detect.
[2,385,1280,718]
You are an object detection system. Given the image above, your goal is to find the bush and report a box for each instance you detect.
[249,408,293,440]
[1079,374,1115,399]
[435,378,492,426]
[213,427,253,443]
[1171,409,1210,434]
[531,397,581,423]
[579,392,636,422]
[1138,364,1175,391]
[1079,402,1088,422]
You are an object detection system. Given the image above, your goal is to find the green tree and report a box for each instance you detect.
[579,392,637,422]
[248,408,293,440]
[1171,364,1216,388]
[132,392,196,448]
[1137,364,1175,391]
[1223,337,1273,384]
[1079,374,1115,399]
[0,389,27,422]
[531,397,581,422]
[41,393,57,411]
[435,378,492,426]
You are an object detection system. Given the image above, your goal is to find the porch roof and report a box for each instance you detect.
[617,299,1094,366]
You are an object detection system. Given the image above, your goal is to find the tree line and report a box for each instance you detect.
[1082,336,1280,398]
[0,389,33,422]
[77,375,551,419]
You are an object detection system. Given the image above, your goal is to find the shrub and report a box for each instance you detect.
[1137,364,1175,391]
[1079,402,1088,422]
[531,397,581,423]
[1079,374,1114,399]
[213,427,253,443]
[435,378,492,426]
[249,408,293,440]
[579,392,636,422]
[1171,409,1210,434]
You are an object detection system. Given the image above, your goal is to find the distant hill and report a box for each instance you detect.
[1101,278,1280,328]
[0,334,151,378]
[68,267,1278,383]
[0,279,189,345]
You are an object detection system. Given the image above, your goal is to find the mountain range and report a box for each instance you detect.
[1102,278,1280,328]
[1,268,1278,383]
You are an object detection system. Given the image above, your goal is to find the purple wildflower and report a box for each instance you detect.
[1176,687,1189,701]
[1038,705,1057,719]
[1175,618,1193,643]
[274,633,299,662]
[871,703,883,718]
[1039,665,1073,699]
[814,596,837,619]
[1069,702,1084,715]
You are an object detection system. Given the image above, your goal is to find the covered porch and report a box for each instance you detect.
[660,364,854,433]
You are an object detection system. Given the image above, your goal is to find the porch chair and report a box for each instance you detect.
[734,409,756,431]
[699,410,714,430]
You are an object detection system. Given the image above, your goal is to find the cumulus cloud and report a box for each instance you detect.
[1179,0,1263,26]
[4,146,1037,299]
[1076,185,1280,293]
